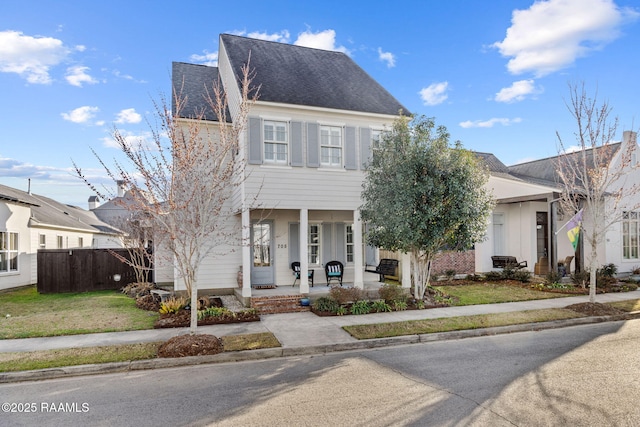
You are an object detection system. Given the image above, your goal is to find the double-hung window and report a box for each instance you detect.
[623,211,639,259]
[264,120,288,164]
[39,234,46,249]
[0,231,18,273]
[308,224,321,265]
[320,125,342,167]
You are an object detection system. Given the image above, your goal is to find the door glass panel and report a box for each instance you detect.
[252,223,271,267]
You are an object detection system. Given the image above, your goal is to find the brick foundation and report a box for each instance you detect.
[250,295,311,314]
[431,250,475,275]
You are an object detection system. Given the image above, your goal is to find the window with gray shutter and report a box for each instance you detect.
[307,123,319,167]
[248,117,262,164]
[291,121,303,167]
[360,127,371,169]
[345,126,357,170]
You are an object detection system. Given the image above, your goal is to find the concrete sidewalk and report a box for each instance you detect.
[2,289,639,354]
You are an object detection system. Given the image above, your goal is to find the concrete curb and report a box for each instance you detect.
[2,311,639,384]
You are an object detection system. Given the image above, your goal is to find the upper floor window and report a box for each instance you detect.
[264,120,288,164]
[320,125,342,167]
[0,231,18,273]
[623,211,639,259]
[371,129,383,150]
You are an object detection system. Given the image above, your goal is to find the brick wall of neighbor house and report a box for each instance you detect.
[432,250,475,275]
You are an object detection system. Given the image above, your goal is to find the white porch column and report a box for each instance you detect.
[353,210,364,289]
[299,208,310,293]
[241,209,252,298]
[401,252,411,289]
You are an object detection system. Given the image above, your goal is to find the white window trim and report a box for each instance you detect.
[308,223,322,266]
[623,211,639,260]
[39,234,46,249]
[263,120,289,165]
[0,231,19,273]
[346,223,354,264]
[320,125,343,167]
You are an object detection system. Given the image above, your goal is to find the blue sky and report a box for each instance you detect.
[1,0,639,207]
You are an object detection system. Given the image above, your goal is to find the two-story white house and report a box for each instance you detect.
[0,183,123,290]
[162,34,409,297]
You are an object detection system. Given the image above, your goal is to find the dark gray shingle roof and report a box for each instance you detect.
[172,62,230,122]
[0,183,119,234]
[220,34,409,115]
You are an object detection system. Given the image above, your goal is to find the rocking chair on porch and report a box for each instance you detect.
[324,260,344,286]
[291,262,314,287]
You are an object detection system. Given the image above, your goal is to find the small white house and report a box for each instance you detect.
[0,183,122,290]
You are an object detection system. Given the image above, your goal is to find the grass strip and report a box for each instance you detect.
[434,284,572,306]
[608,299,640,312]
[343,308,586,339]
[0,332,281,372]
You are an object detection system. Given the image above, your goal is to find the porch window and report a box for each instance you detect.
[308,224,321,265]
[264,120,288,164]
[320,125,342,166]
[623,211,639,259]
[0,231,18,273]
[346,224,354,263]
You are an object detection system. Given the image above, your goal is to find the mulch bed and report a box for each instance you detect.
[565,302,627,317]
[157,334,224,358]
[154,309,260,329]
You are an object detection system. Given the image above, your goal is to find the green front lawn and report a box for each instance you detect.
[0,286,158,339]
[433,283,572,306]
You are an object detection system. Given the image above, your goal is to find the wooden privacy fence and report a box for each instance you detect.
[37,248,145,293]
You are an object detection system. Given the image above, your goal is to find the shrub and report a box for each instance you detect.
[197,306,233,320]
[330,286,363,304]
[513,269,532,283]
[466,274,484,282]
[544,270,563,286]
[484,271,503,281]
[136,294,160,311]
[378,283,407,304]
[393,300,408,311]
[312,297,340,313]
[122,282,155,298]
[571,270,589,288]
[598,263,618,277]
[371,300,392,313]
[350,300,372,315]
[444,269,456,280]
[159,296,187,315]
[335,306,348,316]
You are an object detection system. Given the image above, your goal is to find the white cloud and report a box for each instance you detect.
[245,30,290,43]
[189,51,219,67]
[65,65,98,87]
[494,79,541,103]
[492,0,639,77]
[377,48,396,68]
[419,82,449,106]
[115,108,142,124]
[459,117,522,128]
[61,106,99,124]
[0,30,70,84]
[294,29,349,54]
[0,156,54,179]
[102,130,154,150]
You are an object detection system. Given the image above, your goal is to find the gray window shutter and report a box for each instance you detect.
[322,223,333,264]
[289,223,299,264]
[360,127,371,169]
[335,223,346,263]
[307,123,319,167]
[291,121,303,167]
[248,117,262,164]
[345,126,357,170]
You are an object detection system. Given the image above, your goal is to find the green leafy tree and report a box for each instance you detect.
[360,115,494,300]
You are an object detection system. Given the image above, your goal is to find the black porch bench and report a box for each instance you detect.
[365,258,399,282]
[491,256,527,269]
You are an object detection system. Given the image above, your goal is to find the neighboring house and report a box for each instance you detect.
[504,130,640,276]
[0,183,122,290]
[167,33,410,297]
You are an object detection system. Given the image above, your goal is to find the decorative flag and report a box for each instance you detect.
[566,209,583,251]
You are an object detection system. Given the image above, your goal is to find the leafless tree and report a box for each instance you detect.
[76,59,259,334]
[556,83,639,302]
